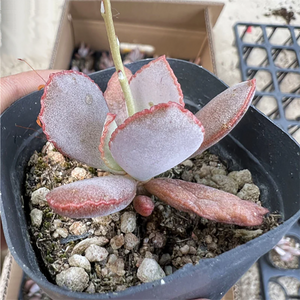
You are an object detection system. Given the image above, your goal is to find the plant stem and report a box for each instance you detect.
[101,0,135,116]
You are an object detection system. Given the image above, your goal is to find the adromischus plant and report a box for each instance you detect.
[37,0,269,227]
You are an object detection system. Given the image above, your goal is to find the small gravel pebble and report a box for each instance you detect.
[56,228,69,238]
[85,282,96,293]
[164,265,173,276]
[68,254,91,272]
[120,212,136,233]
[137,258,166,283]
[71,167,87,180]
[228,169,252,189]
[237,183,260,201]
[180,245,190,255]
[124,233,139,250]
[194,176,218,188]
[110,234,125,250]
[107,254,125,276]
[92,215,112,225]
[211,174,238,194]
[42,141,55,154]
[56,267,89,292]
[46,151,65,164]
[71,237,109,255]
[205,235,213,244]
[30,209,43,228]
[85,245,108,262]
[69,221,87,235]
[159,253,171,266]
[211,168,227,176]
[180,159,194,168]
[53,219,62,229]
[31,187,49,206]
[181,170,194,181]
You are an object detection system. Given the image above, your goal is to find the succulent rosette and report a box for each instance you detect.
[38,56,268,226]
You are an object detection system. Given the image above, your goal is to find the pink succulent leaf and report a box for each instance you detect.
[99,113,125,174]
[144,178,269,226]
[104,67,132,125]
[109,102,205,181]
[129,56,184,113]
[39,71,110,170]
[46,176,137,218]
[274,246,287,256]
[280,245,300,256]
[133,195,155,217]
[191,79,256,157]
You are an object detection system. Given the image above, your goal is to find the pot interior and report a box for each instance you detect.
[1,59,300,300]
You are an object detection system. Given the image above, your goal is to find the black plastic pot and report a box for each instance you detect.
[1,59,300,300]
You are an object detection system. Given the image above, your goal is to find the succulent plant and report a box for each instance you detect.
[273,237,300,261]
[38,56,268,226]
[37,0,269,227]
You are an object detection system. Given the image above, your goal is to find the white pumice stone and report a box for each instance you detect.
[85,244,108,262]
[56,227,69,238]
[69,254,91,272]
[30,209,43,228]
[46,151,65,164]
[137,258,166,283]
[120,211,136,233]
[56,267,89,292]
[71,167,87,180]
[31,187,50,206]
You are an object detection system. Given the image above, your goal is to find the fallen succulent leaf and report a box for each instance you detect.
[144,178,269,226]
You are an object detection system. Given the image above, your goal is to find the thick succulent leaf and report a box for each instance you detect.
[129,56,184,113]
[99,113,125,174]
[47,176,137,218]
[133,195,155,217]
[144,178,269,226]
[104,67,132,125]
[39,71,110,170]
[109,102,205,181]
[192,79,256,157]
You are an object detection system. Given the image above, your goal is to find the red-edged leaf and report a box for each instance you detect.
[129,56,184,112]
[104,67,132,124]
[99,113,125,174]
[109,102,205,181]
[192,79,256,157]
[39,71,110,170]
[144,178,269,226]
[47,176,137,218]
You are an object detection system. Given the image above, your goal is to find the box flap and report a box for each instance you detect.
[69,0,224,30]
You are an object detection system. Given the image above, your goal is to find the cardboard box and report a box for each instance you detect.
[0,253,23,300]
[50,0,224,74]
